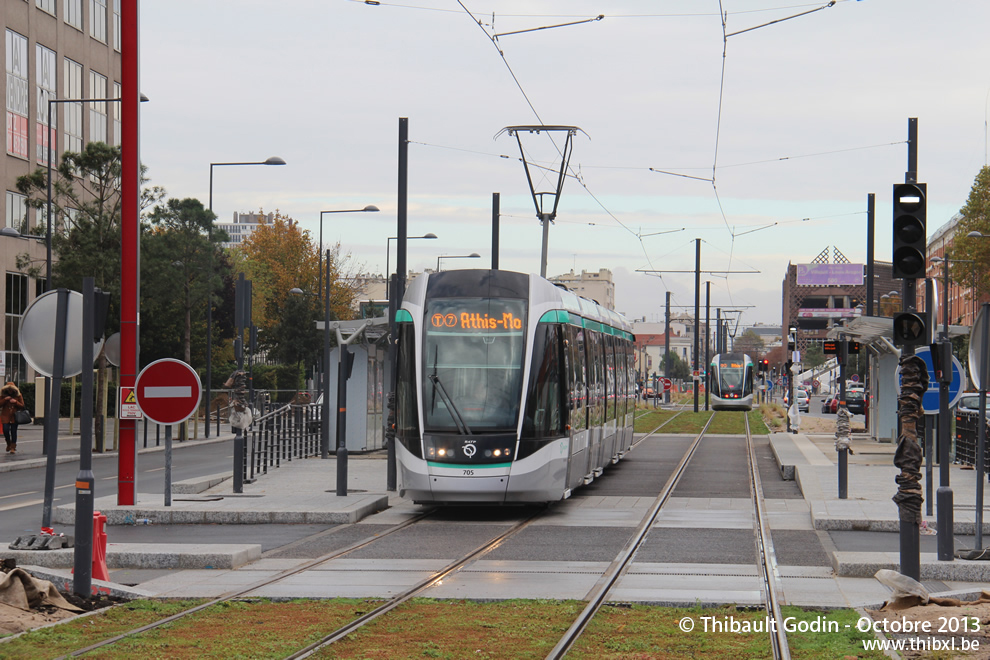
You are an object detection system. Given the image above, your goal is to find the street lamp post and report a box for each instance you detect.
[436,253,481,271]
[207,157,286,436]
[386,233,437,298]
[318,206,380,298]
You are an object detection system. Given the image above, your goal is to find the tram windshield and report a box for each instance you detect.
[423,297,526,432]
[714,355,751,395]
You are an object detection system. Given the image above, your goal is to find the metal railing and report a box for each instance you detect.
[241,401,321,483]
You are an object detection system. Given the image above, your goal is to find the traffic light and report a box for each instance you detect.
[892,183,927,279]
[893,312,927,347]
[760,359,769,373]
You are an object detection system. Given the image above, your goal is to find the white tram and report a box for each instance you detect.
[708,352,755,411]
[394,269,636,504]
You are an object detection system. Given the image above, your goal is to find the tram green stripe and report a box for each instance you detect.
[539,309,574,324]
[582,319,603,332]
[427,462,512,469]
[395,309,413,323]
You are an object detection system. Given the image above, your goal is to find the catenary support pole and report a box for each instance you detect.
[387,118,409,491]
[693,239,700,413]
[705,281,710,411]
[492,193,499,270]
[866,193,876,317]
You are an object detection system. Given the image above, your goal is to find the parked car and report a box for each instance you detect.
[957,394,989,414]
[642,386,656,400]
[845,389,867,415]
[821,394,835,414]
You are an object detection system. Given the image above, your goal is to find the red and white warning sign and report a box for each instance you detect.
[119,386,142,420]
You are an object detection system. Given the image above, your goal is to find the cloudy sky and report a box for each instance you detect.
[138,0,990,326]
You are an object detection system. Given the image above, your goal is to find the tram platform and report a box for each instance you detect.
[769,431,990,581]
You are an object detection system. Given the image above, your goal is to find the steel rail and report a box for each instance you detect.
[55,510,435,659]
[286,510,544,659]
[745,414,791,660]
[56,413,678,659]
[545,412,719,659]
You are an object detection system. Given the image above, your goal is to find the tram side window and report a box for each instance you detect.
[605,334,616,423]
[628,343,636,410]
[587,331,604,428]
[521,324,565,446]
[619,340,630,417]
[395,322,421,457]
[567,324,588,431]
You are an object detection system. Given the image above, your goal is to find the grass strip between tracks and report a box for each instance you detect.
[634,409,767,435]
[2,599,887,659]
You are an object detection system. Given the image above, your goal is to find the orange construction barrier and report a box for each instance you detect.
[92,511,109,581]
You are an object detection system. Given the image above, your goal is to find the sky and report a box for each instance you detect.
[137,0,990,327]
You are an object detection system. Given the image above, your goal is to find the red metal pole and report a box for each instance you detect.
[118,0,140,504]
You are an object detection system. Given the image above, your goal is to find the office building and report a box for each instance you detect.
[2,0,121,382]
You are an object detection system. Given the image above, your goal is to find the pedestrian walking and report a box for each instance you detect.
[1,382,26,454]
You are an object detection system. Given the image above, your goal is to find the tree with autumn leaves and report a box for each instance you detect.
[235,211,357,388]
[950,165,990,314]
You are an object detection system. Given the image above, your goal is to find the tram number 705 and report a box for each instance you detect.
[462,469,475,476]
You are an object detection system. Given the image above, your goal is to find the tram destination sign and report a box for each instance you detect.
[428,300,525,332]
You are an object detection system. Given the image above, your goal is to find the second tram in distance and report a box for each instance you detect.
[708,352,755,411]
[393,269,636,504]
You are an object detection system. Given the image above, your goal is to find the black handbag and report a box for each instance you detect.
[14,409,31,425]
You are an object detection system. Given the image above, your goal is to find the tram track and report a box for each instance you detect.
[50,412,722,659]
[745,413,791,660]
[544,411,717,659]
[546,411,791,659]
[50,415,675,657]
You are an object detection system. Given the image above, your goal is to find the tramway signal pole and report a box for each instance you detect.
[890,117,927,581]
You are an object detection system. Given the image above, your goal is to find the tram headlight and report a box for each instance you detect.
[493,449,501,457]
[438,448,447,457]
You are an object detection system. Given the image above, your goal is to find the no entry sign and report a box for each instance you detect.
[135,358,202,425]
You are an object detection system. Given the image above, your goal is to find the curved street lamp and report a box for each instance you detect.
[437,253,481,271]
[386,233,437,298]
[318,206,380,298]
[205,155,287,437]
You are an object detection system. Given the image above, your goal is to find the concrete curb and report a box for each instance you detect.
[833,551,990,580]
[52,493,390,526]
[22,566,155,599]
[171,472,231,494]
[7,542,262,570]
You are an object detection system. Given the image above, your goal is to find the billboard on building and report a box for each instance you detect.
[795,263,864,286]
[797,308,863,319]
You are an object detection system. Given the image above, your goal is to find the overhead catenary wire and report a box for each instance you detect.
[422,0,852,321]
